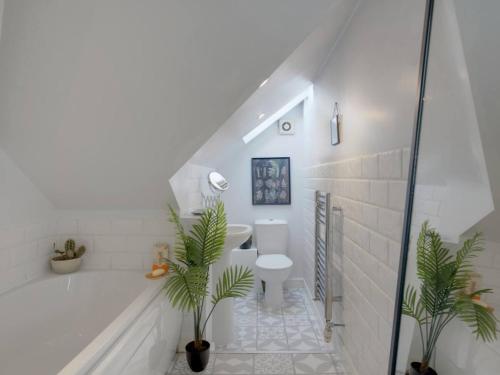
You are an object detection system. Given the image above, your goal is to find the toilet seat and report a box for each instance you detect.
[256,254,293,270]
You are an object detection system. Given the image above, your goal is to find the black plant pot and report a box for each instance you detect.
[408,362,438,375]
[185,340,210,372]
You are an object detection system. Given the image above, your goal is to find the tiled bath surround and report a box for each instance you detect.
[0,149,57,294]
[55,212,176,271]
[303,148,409,375]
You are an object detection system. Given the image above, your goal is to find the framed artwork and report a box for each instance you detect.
[251,157,291,205]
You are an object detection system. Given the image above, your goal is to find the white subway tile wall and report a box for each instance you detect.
[55,213,176,272]
[0,219,57,294]
[303,148,409,375]
[0,149,57,294]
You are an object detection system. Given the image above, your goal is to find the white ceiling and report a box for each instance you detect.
[0,0,338,209]
[188,0,357,168]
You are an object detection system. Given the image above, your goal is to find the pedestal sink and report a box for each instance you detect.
[212,224,252,346]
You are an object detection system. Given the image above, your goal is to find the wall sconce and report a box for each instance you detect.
[331,102,341,146]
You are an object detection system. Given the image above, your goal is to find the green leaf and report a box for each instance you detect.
[402,285,426,325]
[168,205,197,265]
[452,233,483,292]
[416,222,454,315]
[455,295,498,342]
[163,262,208,311]
[211,265,254,306]
[189,202,227,266]
[406,221,498,356]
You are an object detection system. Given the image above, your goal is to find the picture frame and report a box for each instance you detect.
[251,157,291,205]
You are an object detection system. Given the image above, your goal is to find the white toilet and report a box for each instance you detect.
[254,219,293,307]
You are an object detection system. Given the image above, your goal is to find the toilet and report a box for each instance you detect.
[254,219,293,307]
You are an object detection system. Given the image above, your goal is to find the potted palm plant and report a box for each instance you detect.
[403,222,498,375]
[164,202,253,372]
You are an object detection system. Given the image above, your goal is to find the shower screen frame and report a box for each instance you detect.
[387,0,435,374]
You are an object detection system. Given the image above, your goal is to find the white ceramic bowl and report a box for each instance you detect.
[50,258,82,274]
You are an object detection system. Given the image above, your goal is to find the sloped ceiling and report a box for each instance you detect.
[187,0,358,170]
[0,0,338,209]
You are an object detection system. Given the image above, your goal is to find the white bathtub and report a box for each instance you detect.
[0,271,182,375]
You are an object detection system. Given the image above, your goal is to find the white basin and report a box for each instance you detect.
[225,224,252,250]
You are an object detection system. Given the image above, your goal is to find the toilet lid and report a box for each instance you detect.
[256,254,293,270]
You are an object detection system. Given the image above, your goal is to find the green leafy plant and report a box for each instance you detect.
[53,239,86,260]
[403,222,498,373]
[164,202,253,350]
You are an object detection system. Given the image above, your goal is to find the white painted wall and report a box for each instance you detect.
[305,0,424,167]
[301,0,425,374]
[218,105,305,277]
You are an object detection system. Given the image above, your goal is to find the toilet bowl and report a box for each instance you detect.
[256,254,293,307]
[254,219,293,307]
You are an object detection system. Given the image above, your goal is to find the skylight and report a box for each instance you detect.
[242,85,313,144]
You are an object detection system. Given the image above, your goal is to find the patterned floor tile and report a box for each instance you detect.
[213,354,253,374]
[235,313,257,327]
[216,326,257,353]
[258,326,286,340]
[285,325,316,340]
[282,302,307,315]
[258,303,284,314]
[254,354,293,374]
[234,298,258,311]
[258,313,284,326]
[170,286,345,366]
[285,326,322,351]
[169,353,215,374]
[235,305,258,315]
[257,326,288,351]
[293,353,338,374]
[284,314,312,326]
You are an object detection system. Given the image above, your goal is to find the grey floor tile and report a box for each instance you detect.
[254,354,294,374]
[284,314,312,326]
[257,325,288,350]
[213,354,254,374]
[236,313,258,327]
[169,353,215,374]
[258,313,284,326]
[293,353,339,374]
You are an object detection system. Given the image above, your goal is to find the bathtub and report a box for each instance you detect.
[0,270,182,375]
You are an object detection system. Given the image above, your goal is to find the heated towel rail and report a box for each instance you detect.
[314,190,343,342]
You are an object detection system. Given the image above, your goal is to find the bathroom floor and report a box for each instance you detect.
[168,352,347,374]
[216,287,332,353]
[168,287,349,374]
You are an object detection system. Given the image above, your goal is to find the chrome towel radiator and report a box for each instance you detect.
[314,191,343,342]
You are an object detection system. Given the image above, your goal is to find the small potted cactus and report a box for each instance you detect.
[50,239,86,274]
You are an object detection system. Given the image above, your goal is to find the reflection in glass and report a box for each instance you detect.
[394,0,500,374]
